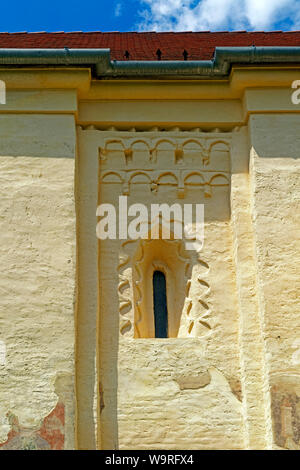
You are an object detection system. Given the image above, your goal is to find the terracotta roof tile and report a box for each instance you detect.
[0,31,300,60]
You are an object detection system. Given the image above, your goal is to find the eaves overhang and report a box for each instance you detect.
[0,46,300,79]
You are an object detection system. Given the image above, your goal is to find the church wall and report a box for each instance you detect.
[0,70,299,450]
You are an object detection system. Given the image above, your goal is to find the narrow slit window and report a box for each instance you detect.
[153,270,168,338]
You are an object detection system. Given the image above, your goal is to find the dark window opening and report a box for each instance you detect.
[183,49,188,60]
[156,48,162,60]
[153,270,168,338]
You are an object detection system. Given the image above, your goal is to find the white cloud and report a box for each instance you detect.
[115,2,122,17]
[137,0,300,31]
[245,0,292,29]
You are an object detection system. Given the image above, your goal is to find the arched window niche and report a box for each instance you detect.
[131,234,191,339]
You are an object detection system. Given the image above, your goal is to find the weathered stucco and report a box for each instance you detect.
[0,68,299,449]
[0,108,76,450]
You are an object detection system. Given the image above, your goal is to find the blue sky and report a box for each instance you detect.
[0,0,299,33]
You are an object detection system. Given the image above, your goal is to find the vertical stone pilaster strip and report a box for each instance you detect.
[75,127,99,449]
[230,129,272,449]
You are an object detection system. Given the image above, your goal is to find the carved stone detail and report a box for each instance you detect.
[98,132,231,198]
[98,131,230,338]
[117,229,211,339]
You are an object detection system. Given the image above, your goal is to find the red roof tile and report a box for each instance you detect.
[0,31,300,60]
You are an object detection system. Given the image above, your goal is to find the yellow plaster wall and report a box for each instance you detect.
[249,114,300,449]
[0,109,77,450]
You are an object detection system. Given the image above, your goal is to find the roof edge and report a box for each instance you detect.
[0,46,300,78]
